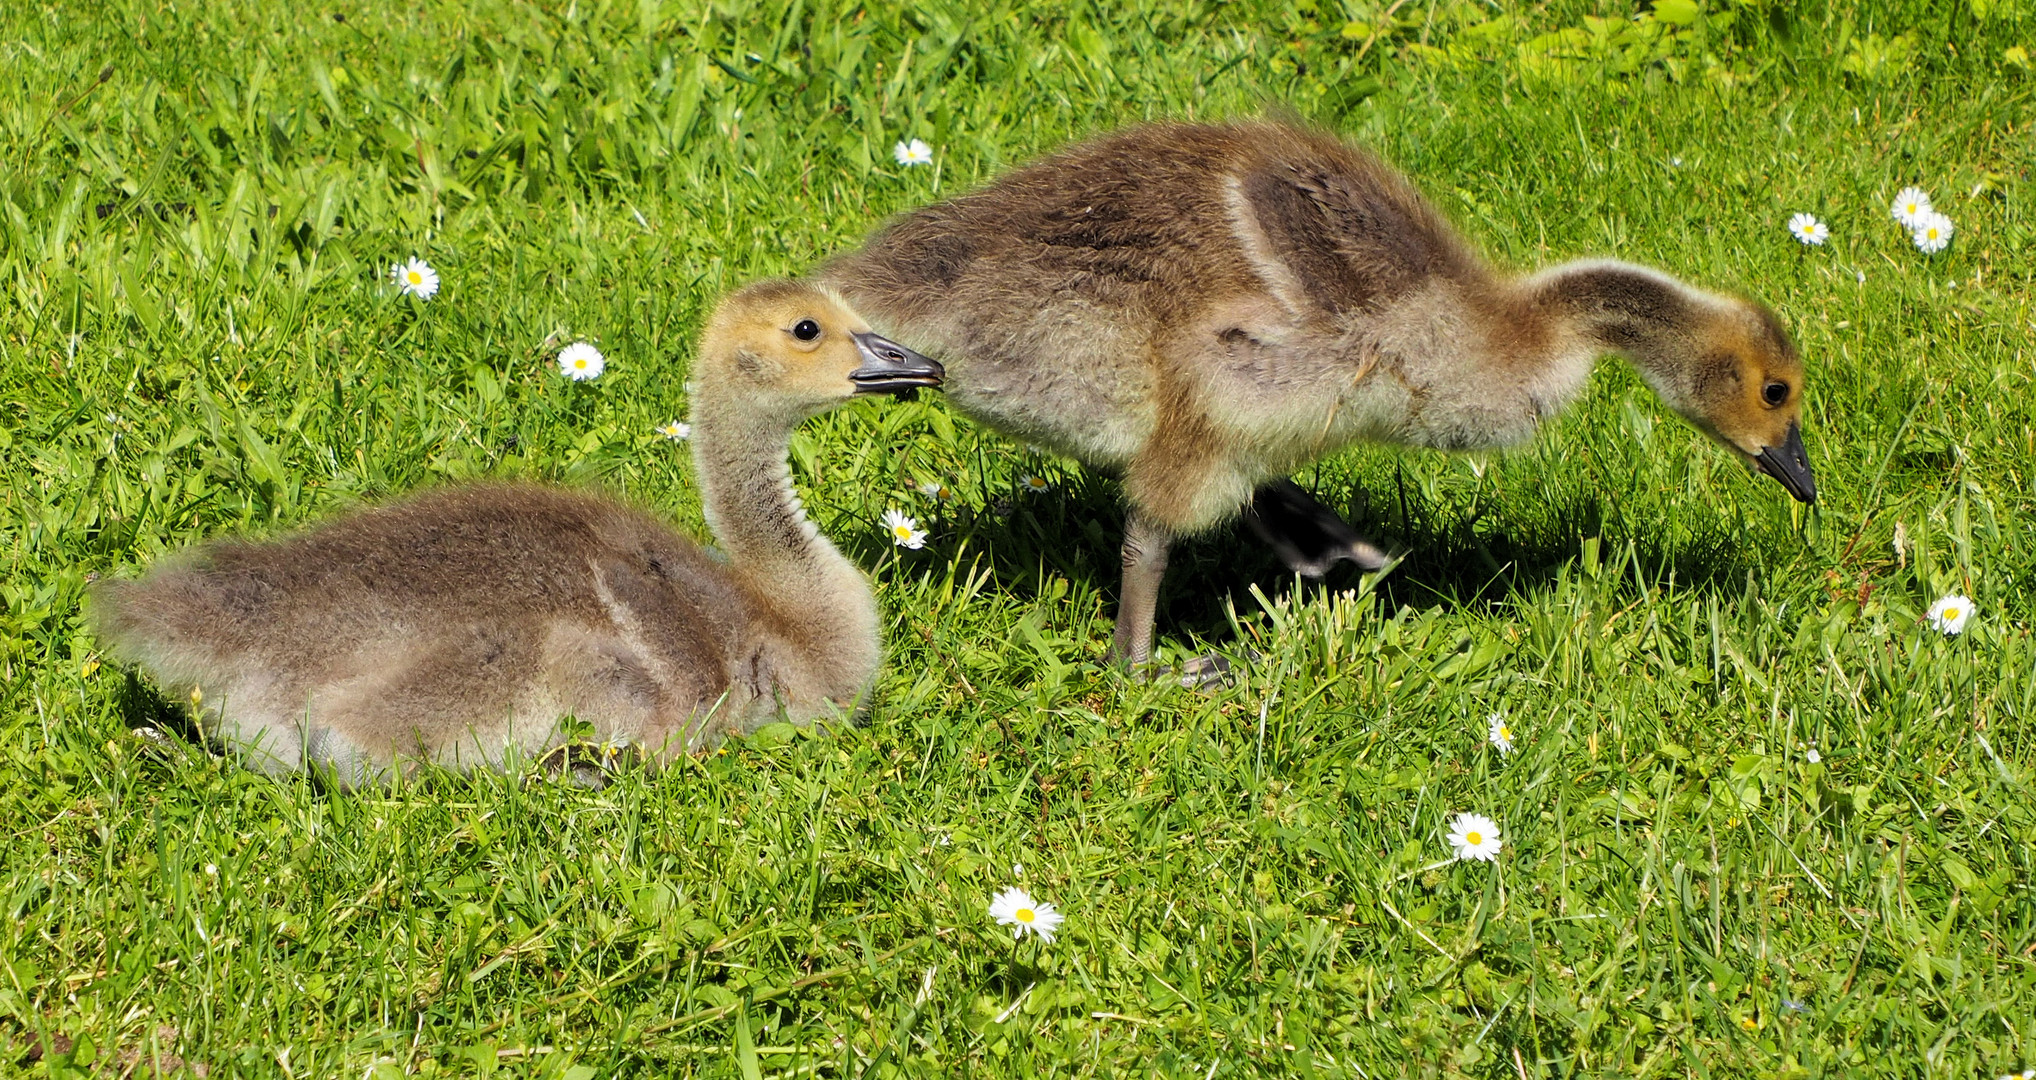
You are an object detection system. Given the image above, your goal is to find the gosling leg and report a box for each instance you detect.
[1112,510,1172,666]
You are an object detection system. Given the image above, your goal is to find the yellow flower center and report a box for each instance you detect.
[574,359,588,369]
[407,271,423,284]
[1943,607,1960,620]
[893,525,912,538]
[1465,831,1483,846]
[1498,726,1511,741]
[1015,908,1034,923]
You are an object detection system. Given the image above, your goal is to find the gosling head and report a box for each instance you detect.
[1540,261,1818,504]
[1675,298,1817,504]
[696,280,944,421]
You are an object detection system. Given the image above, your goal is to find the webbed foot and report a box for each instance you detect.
[537,742,635,790]
[1244,479,1392,578]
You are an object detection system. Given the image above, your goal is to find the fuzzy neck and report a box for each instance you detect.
[1525,259,1708,410]
[689,403,878,646]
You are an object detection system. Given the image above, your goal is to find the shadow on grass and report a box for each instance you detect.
[116,669,203,743]
[854,462,1762,650]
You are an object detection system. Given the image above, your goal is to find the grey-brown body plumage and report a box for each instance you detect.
[820,120,1814,662]
[94,486,758,779]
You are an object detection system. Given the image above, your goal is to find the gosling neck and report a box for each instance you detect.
[1526,259,1710,412]
[689,397,875,634]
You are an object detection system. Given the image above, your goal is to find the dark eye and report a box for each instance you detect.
[791,319,821,342]
[1762,381,1789,406]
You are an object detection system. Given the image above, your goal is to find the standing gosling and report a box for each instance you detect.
[90,281,943,785]
[819,120,1817,665]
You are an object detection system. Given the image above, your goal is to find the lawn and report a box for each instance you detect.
[3,0,2034,1075]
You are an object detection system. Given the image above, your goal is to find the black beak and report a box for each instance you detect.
[850,332,944,400]
[1754,421,1817,503]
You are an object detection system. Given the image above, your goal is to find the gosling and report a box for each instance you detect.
[818,120,1817,665]
[91,281,944,785]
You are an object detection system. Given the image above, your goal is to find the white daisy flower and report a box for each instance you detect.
[1019,474,1052,494]
[1805,746,1821,764]
[988,886,1064,943]
[1446,812,1503,862]
[391,257,440,300]
[558,342,605,381]
[1486,713,1514,755]
[1912,211,1953,254]
[656,420,690,441]
[1890,187,1932,227]
[1787,213,1829,246]
[1926,593,1973,635]
[893,138,934,167]
[882,508,927,549]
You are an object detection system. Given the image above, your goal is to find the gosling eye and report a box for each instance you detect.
[1762,380,1790,407]
[791,319,821,342]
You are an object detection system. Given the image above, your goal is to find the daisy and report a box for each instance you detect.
[988,886,1065,943]
[558,342,605,381]
[1889,187,1932,227]
[1486,713,1514,755]
[1786,213,1829,246]
[882,508,928,549]
[656,420,691,441]
[1019,474,1052,494]
[893,138,934,167]
[1926,593,1973,635]
[391,257,440,300]
[1912,212,1953,254]
[1805,746,1821,764]
[1446,812,1503,862]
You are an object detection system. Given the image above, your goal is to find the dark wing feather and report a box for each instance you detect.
[1238,151,1467,318]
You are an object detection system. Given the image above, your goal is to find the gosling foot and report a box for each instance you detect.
[1176,648,1262,690]
[536,742,635,790]
[1244,479,1391,578]
[129,724,195,763]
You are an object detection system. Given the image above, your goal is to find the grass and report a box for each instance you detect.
[2,0,2034,1075]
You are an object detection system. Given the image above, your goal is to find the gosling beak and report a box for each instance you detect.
[850,332,944,400]
[1754,421,1817,503]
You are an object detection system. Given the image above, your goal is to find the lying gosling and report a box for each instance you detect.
[91,281,944,785]
[819,120,1816,664]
